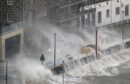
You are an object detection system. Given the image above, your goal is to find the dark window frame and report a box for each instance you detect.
[125,5,129,16]
[98,11,102,23]
[7,12,14,23]
[7,0,14,5]
[116,7,120,15]
[106,9,110,17]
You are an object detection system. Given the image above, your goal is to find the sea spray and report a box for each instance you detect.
[15,55,55,84]
[16,20,130,84]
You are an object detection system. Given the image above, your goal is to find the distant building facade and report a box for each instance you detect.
[0,0,24,61]
[46,0,87,29]
[23,0,47,28]
[22,0,48,54]
[0,0,23,28]
[22,0,88,53]
[81,0,130,28]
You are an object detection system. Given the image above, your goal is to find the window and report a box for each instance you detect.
[31,0,34,4]
[7,12,14,23]
[106,2,108,5]
[43,7,47,16]
[28,11,33,26]
[117,0,119,2]
[116,7,120,15]
[92,13,95,25]
[98,11,102,23]
[125,5,129,16]
[106,9,110,17]
[7,0,14,5]
[85,14,88,25]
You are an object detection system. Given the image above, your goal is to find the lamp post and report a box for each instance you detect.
[62,61,65,84]
[120,1,124,43]
[94,0,98,59]
[6,60,8,84]
[122,10,125,43]
[95,27,98,59]
[54,33,56,68]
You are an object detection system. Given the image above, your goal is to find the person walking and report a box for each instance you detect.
[40,54,45,65]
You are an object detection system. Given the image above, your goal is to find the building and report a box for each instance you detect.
[81,0,130,29]
[22,0,52,56]
[23,0,47,28]
[23,0,90,32]
[0,0,23,28]
[46,0,87,29]
[0,0,24,61]
[23,0,89,53]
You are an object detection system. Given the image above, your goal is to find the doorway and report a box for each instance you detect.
[5,34,21,58]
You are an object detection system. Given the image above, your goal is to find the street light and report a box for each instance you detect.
[121,10,125,43]
[54,33,57,68]
[95,27,98,59]
[121,2,124,43]
[6,60,8,84]
[62,61,65,84]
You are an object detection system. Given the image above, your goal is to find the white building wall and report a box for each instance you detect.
[122,0,130,21]
[111,0,122,24]
[84,0,130,28]
[95,1,112,27]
